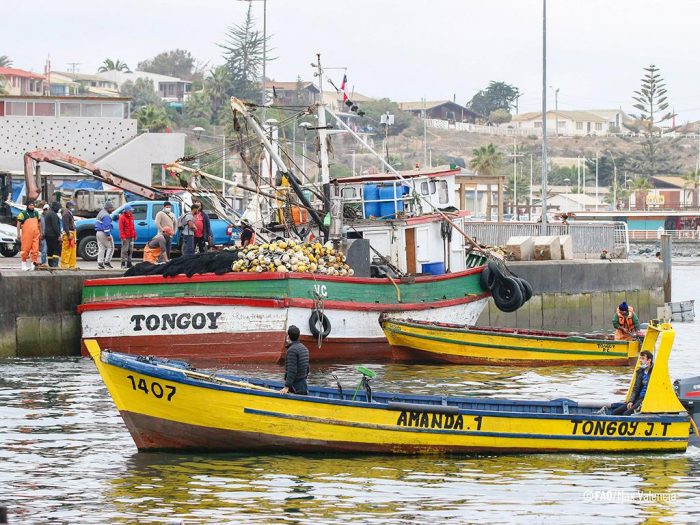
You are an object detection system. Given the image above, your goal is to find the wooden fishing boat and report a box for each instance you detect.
[381,317,640,366]
[79,263,490,364]
[85,322,690,454]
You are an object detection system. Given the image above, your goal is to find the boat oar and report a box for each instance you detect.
[157,364,277,392]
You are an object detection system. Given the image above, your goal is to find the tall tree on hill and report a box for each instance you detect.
[205,66,232,124]
[219,3,269,102]
[0,55,12,67]
[469,144,503,176]
[137,49,196,79]
[467,81,520,119]
[627,176,652,210]
[134,104,171,132]
[98,58,131,73]
[119,78,163,110]
[625,65,677,177]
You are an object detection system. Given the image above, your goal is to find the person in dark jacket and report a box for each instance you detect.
[280,325,310,395]
[611,350,653,415]
[193,199,213,251]
[44,201,63,267]
[61,201,77,269]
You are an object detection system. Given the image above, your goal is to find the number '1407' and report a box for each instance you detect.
[126,375,176,401]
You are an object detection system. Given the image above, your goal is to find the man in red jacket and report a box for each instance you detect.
[118,204,136,269]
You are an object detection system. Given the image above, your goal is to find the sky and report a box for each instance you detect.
[6,0,700,122]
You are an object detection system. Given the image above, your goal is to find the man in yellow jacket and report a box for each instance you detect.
[60,201,77,269]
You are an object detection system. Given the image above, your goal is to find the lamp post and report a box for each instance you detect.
[540,0,549,232]
[298,121,312,176]
[507,138,525,219]
[381,112,394,168]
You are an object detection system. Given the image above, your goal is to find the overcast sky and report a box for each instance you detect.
[7,0,700,121]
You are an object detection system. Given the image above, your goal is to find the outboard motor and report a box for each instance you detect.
[674,376,700,445]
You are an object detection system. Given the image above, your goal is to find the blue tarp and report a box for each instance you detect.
[11,181,24,203]
[59,180,104,190]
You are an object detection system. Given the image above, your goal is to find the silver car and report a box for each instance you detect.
[0,222,19,257]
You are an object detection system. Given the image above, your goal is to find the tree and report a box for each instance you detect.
[469,144,503,177]
[119,78,163,110]
[134,104,171,132]
[627,176,652,210]
[219,3,268,102]
[138,49,196,79]
[358,98,415,136]
[98,58,131,73]
[0,55,12,67]
[204,66,231,124]
[184,91,213,128]
[681,169,700,208]
[625,65,676,177]
[489,108,512,126]
[467,81,520,118]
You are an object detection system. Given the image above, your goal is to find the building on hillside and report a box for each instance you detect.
[0,95,183,186]
[50,72,119,97]
[0,67,46,96]
[648,176,695,209]
[95,70,192,106]
[263,81,320,106]
[510,109,630,136]
[549,192,607,212]
[399,100,481,123]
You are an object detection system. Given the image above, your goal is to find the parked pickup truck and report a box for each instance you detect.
[75,201,240,261]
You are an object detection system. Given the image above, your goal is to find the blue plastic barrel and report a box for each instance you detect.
[379,185,400,219]
[363,183,380,218]
[421,262,446,275]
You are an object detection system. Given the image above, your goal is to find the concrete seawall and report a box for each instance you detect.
[0,260,665,357]
[476,260,664,332]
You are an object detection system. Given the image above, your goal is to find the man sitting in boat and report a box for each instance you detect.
[240,219,255,247]
[613,302,640,340]
[611,350,653,415]
[143,227,173,264]
[279,325,310,396]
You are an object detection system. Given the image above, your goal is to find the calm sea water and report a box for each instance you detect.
[2,265,700,524]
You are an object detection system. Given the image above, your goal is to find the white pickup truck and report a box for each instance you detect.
[0,222,19,257]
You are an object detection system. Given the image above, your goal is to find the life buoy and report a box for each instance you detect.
[492,276,524,312]
[309,311,332,338]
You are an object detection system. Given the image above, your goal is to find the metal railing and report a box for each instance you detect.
[463,221,629,258]
[629,229,700,241]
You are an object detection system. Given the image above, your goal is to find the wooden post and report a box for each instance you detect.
[459,182,466,211]
[486,184,492,221]
[497,177,504,222]
[661,234,672,302]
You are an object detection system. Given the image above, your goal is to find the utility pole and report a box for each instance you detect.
[540,0,549,232]
[313,54,330,184]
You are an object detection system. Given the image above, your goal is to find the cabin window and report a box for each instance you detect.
[438,180,449,204]
[342,187,357,199]
[420,181,429,195]
[429,181,436,194]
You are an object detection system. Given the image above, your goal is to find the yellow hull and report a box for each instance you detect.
[382,318,639,366]
[87,340,688,454]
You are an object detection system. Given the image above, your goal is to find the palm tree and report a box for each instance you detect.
[627,176,652,210]
[134,104,171,132]
[681,169,700,208]
[469,144,503,176]
[205,66,231,124]
[98,59,131,73]
[0,55,12,67]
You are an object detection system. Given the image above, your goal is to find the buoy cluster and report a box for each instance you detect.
[231,240,355,275]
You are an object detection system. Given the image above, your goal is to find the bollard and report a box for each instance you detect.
[661,234,672,303]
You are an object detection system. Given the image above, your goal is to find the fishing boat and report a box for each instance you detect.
[380,317,640,366]
[86,321,691,454]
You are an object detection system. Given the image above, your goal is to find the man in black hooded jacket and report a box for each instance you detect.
[280,325,310,395]
[44,202,63,267]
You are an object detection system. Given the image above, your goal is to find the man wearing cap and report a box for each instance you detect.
[613,302,640,341]
[39,202,49,265]
[17,200,41,271]
[95,201,115,269]
[279,325,310,395]
[44,202,63,268]
[155,201,176,258]
[143,227,173,264]
[60,201,78,269]
[118,204,136,269]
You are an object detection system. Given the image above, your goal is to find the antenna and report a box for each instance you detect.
[67,62,80,73]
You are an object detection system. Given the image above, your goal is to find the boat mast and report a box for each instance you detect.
[314,53,331,186]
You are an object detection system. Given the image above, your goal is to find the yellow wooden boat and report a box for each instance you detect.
[86,322,689,454]
[381,316,640,366]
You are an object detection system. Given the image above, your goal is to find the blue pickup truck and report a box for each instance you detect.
[76,200,239,261]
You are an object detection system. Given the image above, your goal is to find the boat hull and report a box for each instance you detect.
[79,269,489,364]
[87,344,690,454]
[382,318,640,366]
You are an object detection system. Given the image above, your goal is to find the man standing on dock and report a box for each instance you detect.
[95,201,115,269]
[44,202,63,268]
[17,200,41,271]
[613,302,640,341]
[61,201,77,269]
[155,202,176,258]
[280,325,310,396]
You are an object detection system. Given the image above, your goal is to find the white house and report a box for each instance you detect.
[549,192,607,212]
[510,109,630,136]
[95,70,192,106]
[50,71,120,97]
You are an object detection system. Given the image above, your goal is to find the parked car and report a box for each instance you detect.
[0,222,19,257]
[75,201,240,261]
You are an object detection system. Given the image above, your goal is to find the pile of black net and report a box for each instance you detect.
[124,249,241,278]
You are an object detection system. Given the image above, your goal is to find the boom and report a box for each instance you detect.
[23,149,166,201]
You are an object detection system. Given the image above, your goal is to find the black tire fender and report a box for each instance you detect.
[520,278,534,302]
[492,276,524,312]
[480,260,502,291]
[309,311,332,339]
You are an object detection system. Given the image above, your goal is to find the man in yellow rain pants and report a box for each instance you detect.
[17,200,41,271]
[60,201,77,269]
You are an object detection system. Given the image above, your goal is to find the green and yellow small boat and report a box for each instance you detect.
[87,322,689,454]
[381,316,640,366]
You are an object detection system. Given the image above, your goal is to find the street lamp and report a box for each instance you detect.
[298,121,312,174]
[191,126,204,170]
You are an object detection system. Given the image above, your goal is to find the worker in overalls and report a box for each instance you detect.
[613,302,641,341]
[143,227,173,264]
[17,200,41,271]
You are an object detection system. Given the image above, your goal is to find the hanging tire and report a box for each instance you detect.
[480,260,502,291]
[309,311,332,339]
[492,276,524,312]
[520,278,534,302]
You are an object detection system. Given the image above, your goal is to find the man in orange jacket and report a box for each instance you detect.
[613,302,641,341]
[17,200,41,271]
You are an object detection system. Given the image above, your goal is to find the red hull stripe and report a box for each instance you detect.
[83,266,484,288]
[77,292,490,314]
